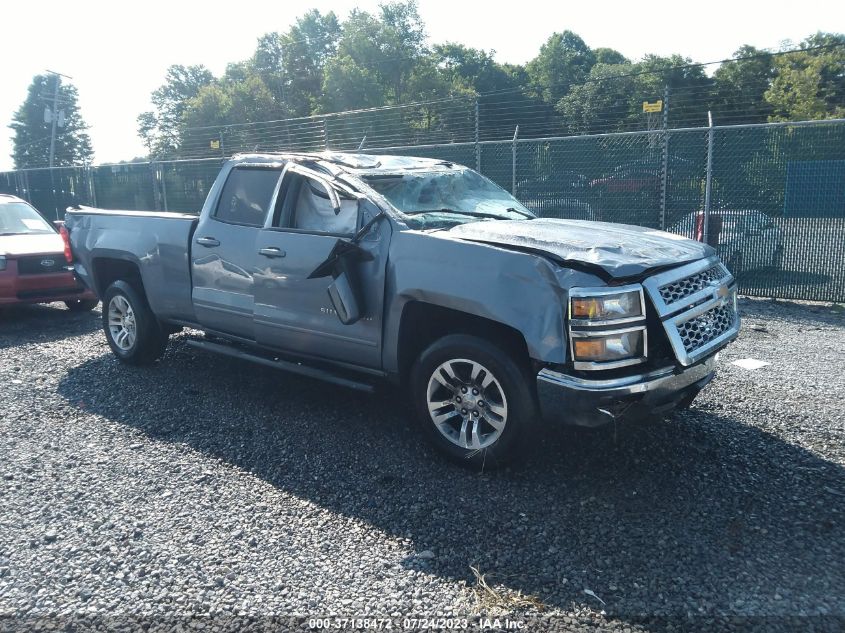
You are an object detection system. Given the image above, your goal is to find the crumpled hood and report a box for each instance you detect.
[447,218,714,279]
[0,233,63,257]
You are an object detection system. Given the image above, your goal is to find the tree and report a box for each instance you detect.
[712,45,775,124]
[137,64,214,157]
[556,62,644,134]
[526,31,596,104]
[320,1,430,111]
[765,33,845,121]
[432,43,521,95]
[10,74,93,168]
[322,55,386,112]
[254,10,342,117]
[636,54,713,127]
[594,48,628,66]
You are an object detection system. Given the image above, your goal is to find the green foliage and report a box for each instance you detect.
[134,2,845,159]
[137,64,214,157]
[254,10,342,117]
[526,31,596,104]
[10,75,93,169]
[712,46,775,124]
[765,33,845,121]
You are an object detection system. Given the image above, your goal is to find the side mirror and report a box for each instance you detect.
[327,258,363,325]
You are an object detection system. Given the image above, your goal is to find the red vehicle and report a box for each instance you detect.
[0,194,97,310]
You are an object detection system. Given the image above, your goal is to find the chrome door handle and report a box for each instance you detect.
[196,236,220,247]
[259,247,286,258]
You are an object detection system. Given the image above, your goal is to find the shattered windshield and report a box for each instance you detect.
[362,168,533,228]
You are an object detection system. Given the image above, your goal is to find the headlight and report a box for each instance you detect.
[568,285,647,370]
[570,289,643,322]
[571,328,646,363]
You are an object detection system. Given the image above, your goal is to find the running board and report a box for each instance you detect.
[184,339,376,393]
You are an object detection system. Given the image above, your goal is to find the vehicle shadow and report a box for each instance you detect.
[55,339,845,620]
[738,295,844,328]
[0,302,101,349]
[737,269,831,291]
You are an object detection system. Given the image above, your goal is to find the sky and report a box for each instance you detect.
[1,0,843,171]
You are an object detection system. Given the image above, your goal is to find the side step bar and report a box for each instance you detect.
[184,339,376,393]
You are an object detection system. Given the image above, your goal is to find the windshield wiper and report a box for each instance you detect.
[506,206,535,219]
[405,208,527,221]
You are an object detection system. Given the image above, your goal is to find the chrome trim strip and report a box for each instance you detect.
[537,356,715,395]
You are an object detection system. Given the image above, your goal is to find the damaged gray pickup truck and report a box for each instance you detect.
[66,152,740,466]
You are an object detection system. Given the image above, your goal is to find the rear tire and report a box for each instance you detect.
[102,280,168,365]
[410,334,538,469]
[65,299,98,312]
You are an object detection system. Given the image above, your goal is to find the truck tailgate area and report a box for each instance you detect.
[64,208,199,321]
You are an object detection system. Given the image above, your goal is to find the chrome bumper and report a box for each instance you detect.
[536,356,716,427]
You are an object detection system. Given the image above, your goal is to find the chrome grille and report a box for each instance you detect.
[642,257,740,366]
[658,264,728,305]
[677,303,736,354]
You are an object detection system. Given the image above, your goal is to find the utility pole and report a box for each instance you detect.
[45,70,72,169]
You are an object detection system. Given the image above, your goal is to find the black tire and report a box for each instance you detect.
[64,299,98,312]
[410,334,539,469]
[102,280,168,365]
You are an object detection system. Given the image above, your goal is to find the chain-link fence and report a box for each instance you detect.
[1,119,843,302]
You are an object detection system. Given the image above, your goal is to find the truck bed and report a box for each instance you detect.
[64,207,199,321]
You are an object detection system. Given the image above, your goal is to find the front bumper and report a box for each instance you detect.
[537,356,716,427]
[0,263,95,306]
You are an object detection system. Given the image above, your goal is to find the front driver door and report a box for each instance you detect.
[252,167,389,368]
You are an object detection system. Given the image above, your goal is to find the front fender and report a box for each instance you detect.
[381,231,601,373]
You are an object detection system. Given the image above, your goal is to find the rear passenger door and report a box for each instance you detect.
[191,164,283,339]
[252,166,389,368]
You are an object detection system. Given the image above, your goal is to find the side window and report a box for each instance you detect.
[213,167,281,226]
[283,175,358,235]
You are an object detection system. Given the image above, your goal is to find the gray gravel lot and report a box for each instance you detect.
[0,298,843,632]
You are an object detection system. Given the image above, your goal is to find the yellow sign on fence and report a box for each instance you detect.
[210,139,221,149]
[642,100,663,113]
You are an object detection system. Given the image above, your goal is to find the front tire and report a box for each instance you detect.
[410,334,538,468]
[65,299,98,312]
[102,280,168,365]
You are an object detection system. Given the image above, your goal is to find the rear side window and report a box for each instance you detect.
[214,167,281,226]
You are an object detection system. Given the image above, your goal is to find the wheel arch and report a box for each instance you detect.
[394,300,533,387]
[90,255,147,299]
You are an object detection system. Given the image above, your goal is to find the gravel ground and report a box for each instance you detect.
[0,298,843,632]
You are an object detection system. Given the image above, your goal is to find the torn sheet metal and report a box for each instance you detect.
[447,218,715,279]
